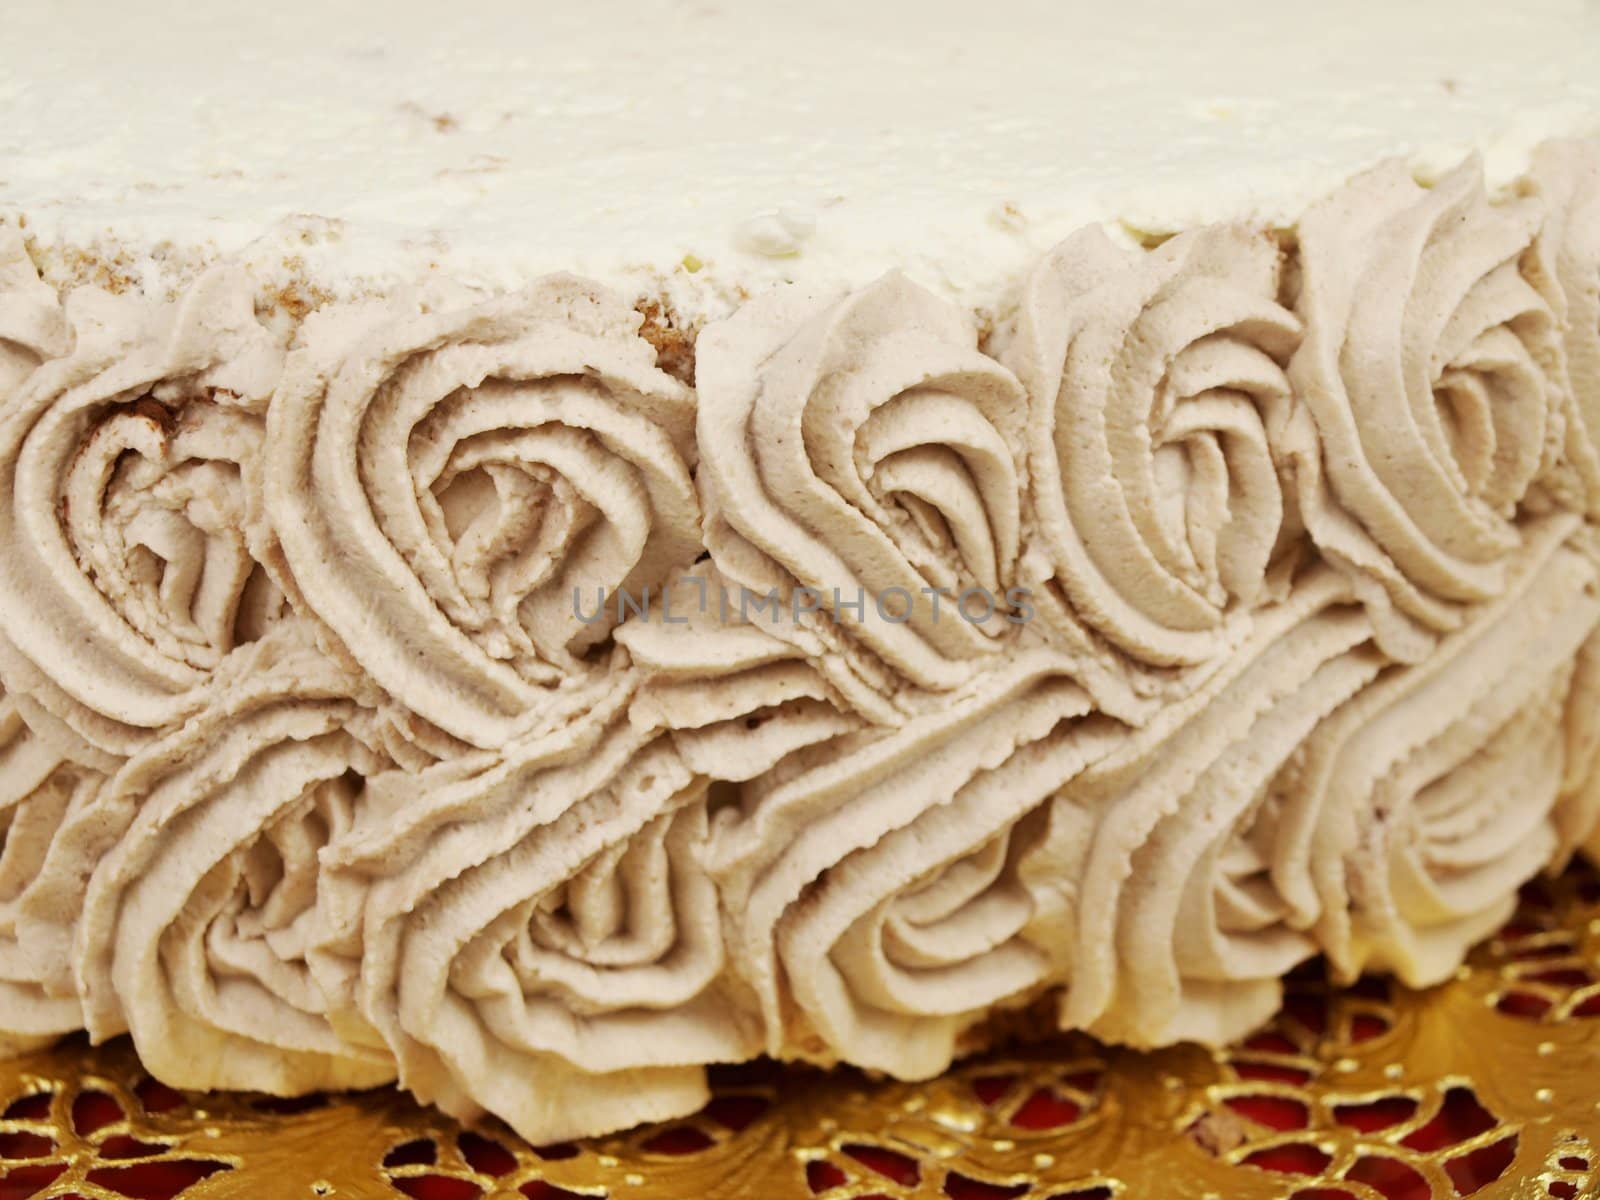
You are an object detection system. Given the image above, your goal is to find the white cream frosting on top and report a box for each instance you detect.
[3,0,1600,320]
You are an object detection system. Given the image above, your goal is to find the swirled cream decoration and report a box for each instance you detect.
[32,626,400,1094]
[324,694,758,1142]
[1555,629,1600,866]
[1049,570,1382,1047]
[696,274,1030,721]
[0,695,99,1054]
[1284,158,1565,657]
[617,566,862,782]
[1005,224,1301,670]
[0,262,286,757]
[710,647,1129,1079]
[0,229,69,400]
[1529,139,1600,518]
[266,277,700,749]
[1294,515,1600,986]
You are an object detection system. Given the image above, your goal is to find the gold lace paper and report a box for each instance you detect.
[0,864,1596,1200]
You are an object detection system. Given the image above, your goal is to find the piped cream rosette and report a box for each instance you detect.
[1291,514,1600,986]
[617,565,864,782]
[1004,223,1302,673]
[322,684,758,1144]
[1046,569,1383,1048]
[1554,629,1600,867]
[0,256,288,758]
[696,274,1032,722]
[1284,157,1567,658]
[1529,140,1600,517]
[708,645,1135,1080]
[21,624,402,1095]
[0,692,102,1054]
[266,277,700,749]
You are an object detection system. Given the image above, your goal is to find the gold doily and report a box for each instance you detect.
[1,865,1596,1200]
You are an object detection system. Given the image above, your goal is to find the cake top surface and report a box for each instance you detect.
[4,0,1599,320]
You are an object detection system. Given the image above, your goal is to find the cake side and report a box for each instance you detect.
[0,137,1598,1145]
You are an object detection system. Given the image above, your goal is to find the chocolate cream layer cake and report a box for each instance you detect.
[2,0,1600,1143]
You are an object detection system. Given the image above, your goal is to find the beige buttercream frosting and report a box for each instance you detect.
[321,689,760,1142]
[0,692,97,1053]
[0,262,286,758]
[0,229,69,403]
[1291,515,1600,986]
[24,624,406,1093]
[709,645,1134,1078]
[1284,159,1566,659]
[696,274,1031,721]
[617,566,863,782]
[1047,568,1384,1047]
[1555,627,1600,863]
[1530,140,1600,518]
[0,144,1599,1145]
[1004,223,1301,673]
[264,277,699,749]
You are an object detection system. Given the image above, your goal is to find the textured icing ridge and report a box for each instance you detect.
[709,647,1116,1077]
[1284,159,1566,658]
[0,264,287,757]
[1531,140,1600,517]
[1004,223,1301,671]
[696,274,1031,721]
[1052,568,1382,1047]
[322,688,760,1141]
[0,692,97,1053]
[1294,515,1600,986]
[0,145,1599,1146]
[63,624,400,1094]
[264,277,699,749]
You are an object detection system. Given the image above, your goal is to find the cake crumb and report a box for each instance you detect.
[1188,1109,1252,1156]
[635,298,698,385]
[400,101,461,133]
[30,240,142,294]
[264,272,335,321]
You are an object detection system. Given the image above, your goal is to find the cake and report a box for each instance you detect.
[2,0,1599,1146]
